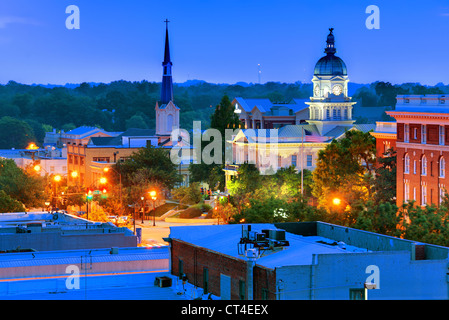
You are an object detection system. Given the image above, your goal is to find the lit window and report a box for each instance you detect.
[440,157,445,178]
[404,124,409,143]
[440,186,446,204]
[404,181,410,202]
[422,185,427,206]
[291,155,297,167]
[440,126,445,145]
[307,155,313,167]
[422,155,427,176]
[421,125,426,144]
[404,154,410,174]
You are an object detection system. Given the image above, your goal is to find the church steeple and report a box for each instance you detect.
[161,19,173,104]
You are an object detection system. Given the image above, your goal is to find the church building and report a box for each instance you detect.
[155,21,180,139]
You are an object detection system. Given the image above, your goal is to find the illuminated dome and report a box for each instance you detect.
[314,55,347,76]
[314,28,347,76]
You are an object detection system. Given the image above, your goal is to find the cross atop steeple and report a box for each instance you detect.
[164,19,170,29]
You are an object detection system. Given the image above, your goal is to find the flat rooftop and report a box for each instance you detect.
[0,246,199,300]
[168,224,370,269]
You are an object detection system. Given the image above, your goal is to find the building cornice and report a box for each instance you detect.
[396,141,449,152]
[370,132,397,139]
[386,111,449,121]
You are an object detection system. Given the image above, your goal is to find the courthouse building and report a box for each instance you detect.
[225,28,375,188]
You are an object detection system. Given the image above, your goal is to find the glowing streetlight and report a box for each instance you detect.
[149,190,157,226]
[33,164,41,172]
[103,166,123,216]
[332,198,341,206]
[71,171,78,178]
[99,177,107,184]
[26,142,39,150]
[54,175,61,182]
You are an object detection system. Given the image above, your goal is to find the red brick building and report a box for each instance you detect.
[370,121,397,164]
[387,94,449,207]
[166,222,449,300]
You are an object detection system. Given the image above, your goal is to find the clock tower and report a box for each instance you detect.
[306,28,356,135]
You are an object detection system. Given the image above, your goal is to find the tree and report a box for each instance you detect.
[189,95,241,190]
[0,190,25,212]
[108,146,182,208]
[352,200,401,237]
[227,163,261,197]
[312,130,376,211]
[373,148,397,204]
[125,112,149,130]
[0,116,36,149]
[399,202,449,246]
[0,159,46,209]
[172,182,202,206]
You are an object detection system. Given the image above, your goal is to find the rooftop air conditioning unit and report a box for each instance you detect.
[249,231,265,242]
[262,229,286,241]
[155,276,172,288]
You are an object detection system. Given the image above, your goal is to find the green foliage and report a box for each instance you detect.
[312,130,376,210]
[178,206,203,219]
[189,94,242,190]
[373,148,397,204]
[0,159,46,209]
[0,116,36,149]
[0,190,25,212]
[172,182,203,205]
[117,145,181,190]
[399,201,449,247]
[352,200,401,237]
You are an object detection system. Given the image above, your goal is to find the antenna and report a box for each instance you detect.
[258,64,261,84]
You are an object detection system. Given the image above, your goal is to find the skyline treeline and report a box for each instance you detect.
[0,79,447,149]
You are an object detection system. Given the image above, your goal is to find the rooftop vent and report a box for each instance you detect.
[238,225,289,256]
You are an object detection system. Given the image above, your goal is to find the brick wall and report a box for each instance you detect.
[171,239,276,300]
[397,146,449,207]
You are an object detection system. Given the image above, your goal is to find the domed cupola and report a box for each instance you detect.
[314,28,347,76]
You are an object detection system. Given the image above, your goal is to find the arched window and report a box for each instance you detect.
[440,156,445,178]
[167,114,174,132]
[421,155,427,176]
[404,154,410,174]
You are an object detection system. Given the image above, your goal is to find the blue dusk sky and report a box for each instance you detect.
[0,0,447,86]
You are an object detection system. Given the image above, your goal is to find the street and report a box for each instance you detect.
[133,219,218,246]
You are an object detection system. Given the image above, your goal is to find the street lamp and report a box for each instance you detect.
[149,190,157,226]
[104,167,123,217]
[141,196,145,223]
[86,176,107,221]
[52,174,62,209]
[44,201,50,212]
[332,197,342,206]
[34,165,62,211]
